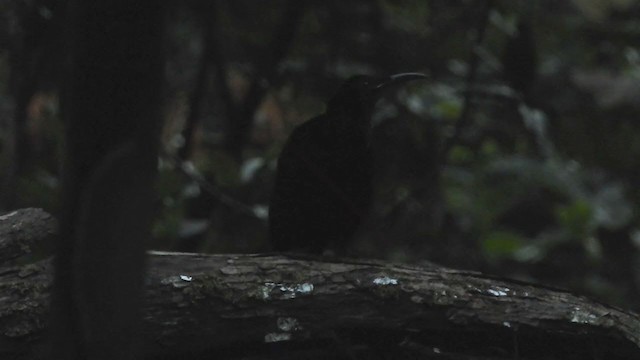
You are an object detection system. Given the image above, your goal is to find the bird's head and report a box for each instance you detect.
[327,73,427,117]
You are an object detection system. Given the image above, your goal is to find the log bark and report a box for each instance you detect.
[0,208,56,264]
[2,209,640,359]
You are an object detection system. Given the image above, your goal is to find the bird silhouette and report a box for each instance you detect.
[269,73,427,254]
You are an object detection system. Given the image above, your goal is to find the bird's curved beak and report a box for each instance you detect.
[375,72,428,90]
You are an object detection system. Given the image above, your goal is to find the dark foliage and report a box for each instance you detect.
[1,0,640,314]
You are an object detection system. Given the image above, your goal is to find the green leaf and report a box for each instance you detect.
[555,200,594,238]
[482,230,525,257]
[435,100,462,119]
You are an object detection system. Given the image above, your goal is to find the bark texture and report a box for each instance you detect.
[1,209,640,359]
[0,208,56,264]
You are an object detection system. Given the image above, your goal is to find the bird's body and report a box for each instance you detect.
[269,109,373,254]
[269,74,426,254]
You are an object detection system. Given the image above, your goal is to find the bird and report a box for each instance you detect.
[269,73,427,254]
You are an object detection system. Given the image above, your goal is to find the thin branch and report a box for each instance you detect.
[177,2,214,161]
[221,0,307,159]
[440,0,493,164]
[165,153,266,221]
[209,1,236,133]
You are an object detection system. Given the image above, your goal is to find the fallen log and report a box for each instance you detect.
[1,209,639,359]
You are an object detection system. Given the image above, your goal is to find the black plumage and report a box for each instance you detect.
[269,73,426,254]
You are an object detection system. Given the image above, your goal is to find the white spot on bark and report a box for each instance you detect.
[0,211,18,220]
[277,317,300,332]
[486,287,509,297]
[264,333,291,343]
[570,307,598,324]
[261,282,314,300]
[373,276,398,285]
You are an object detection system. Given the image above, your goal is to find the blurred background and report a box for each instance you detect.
[1,0,639,310]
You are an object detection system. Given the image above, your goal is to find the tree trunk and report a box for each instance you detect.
[52,1,163,358]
